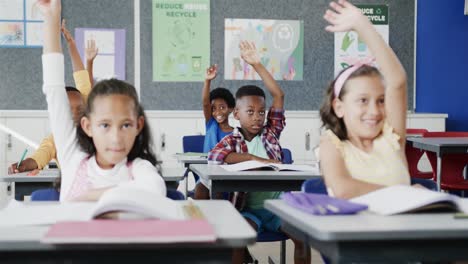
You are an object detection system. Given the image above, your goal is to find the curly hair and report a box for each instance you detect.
[210,87,235,108]
[76,79,158,166]
[320,65,382,140]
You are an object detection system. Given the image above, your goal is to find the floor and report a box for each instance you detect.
[248,239,324,264]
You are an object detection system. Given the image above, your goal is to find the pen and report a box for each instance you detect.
[17,149,28,169]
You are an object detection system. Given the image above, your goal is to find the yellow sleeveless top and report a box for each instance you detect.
[325,123,410,186]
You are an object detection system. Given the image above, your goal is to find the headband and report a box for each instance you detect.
[334,58,375,97]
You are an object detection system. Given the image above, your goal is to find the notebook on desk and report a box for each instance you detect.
[41,219,217,244]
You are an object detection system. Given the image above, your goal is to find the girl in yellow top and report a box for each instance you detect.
[8,19,98,175]
[319,0,410,199]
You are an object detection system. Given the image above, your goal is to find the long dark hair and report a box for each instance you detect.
[319,65,382,140]
[77,79,158,166]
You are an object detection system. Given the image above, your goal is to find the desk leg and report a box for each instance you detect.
[183,167,190,200]
[437,155,442,192]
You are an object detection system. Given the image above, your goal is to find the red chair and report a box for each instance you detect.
[423,132,468,191]
[406,129,434,179]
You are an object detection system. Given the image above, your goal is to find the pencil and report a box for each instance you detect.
[17,149,28,169]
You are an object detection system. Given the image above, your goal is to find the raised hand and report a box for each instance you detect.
[283,68,296,80]
[323,0,369,33]
[205,64,218,81]
[61,19,74,43]
[35,0,61,18]
[85,38,99,62]
[239,41,260,66]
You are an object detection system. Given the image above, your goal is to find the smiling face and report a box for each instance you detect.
[211,98,232,125]
[333,75,385,142]
[80,94,144,169]
[234,95,266,141]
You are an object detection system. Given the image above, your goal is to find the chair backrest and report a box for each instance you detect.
[423,132,468,188]
[182,135,205,153]
[405,129,433,179]
[410,178,437,191]
[31,188,60,201]
[281,148,293,164]
[301,178,328,195]
[423,131,468,138]
[166,189,185,200]
[31,188,186,201]
[406,128,429,137]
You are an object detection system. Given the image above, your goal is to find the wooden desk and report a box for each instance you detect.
[407,137,468,191]
[189,164,321,198]
[0,200,256,263]
[265,199,468,264]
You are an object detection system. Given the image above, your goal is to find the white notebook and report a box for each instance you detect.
[351,185,468,215]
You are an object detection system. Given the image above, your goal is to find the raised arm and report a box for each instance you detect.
[324,0,407,144]
[39,0,61,54]
[85,38,98,87]
[240,41,284,109]
[61,19,84,71]
[202,64,217,122]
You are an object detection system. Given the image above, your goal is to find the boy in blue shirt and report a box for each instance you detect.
[194,64,235,199]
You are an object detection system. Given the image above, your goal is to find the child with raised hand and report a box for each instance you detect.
[209,41,310,264]
[7,18,96,176]
[38,0,165,201]
[319,0,410,199]
[194,64,235,199]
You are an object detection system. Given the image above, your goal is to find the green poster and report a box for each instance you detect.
[152,0,210,82]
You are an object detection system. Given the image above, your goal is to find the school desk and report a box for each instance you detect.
[407,137,468,191]
[0,200,256,263]
[265,199,468,264]
[1,168,186,201]
[175,154,207,197]
[189,164,321,198]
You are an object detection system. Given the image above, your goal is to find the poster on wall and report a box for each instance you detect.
[225,19,303,81]
[334,4,389,76]
[152,0,210,82]
[75,28,126,81]
[0,0,44,47]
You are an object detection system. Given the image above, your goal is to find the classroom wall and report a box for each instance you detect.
[416,0,468,131]
[0,0,415,111]
[140,0,415,110]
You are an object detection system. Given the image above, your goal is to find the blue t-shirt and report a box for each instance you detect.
[203,117,232,153]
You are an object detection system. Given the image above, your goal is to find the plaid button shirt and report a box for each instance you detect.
[207,107,286,210]
[208,107,285,163]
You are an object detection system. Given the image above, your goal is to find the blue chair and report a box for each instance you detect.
[301,178,436,195]
[182,135,205,153]
[182,135,205,196]
[410,178,437,191]
[256,231,288,264]
[166,189,185,200]
[31,188,60,201]
[301,178,328,194]
[31,188,185,201]
[282,148,293,164]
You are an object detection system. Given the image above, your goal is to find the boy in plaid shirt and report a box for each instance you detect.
[208,41,310,264]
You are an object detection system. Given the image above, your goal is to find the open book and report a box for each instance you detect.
[350,185,468,215]
[220,160,319,173]
[90,185,200,220]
